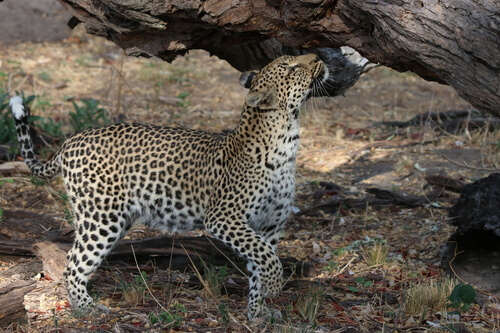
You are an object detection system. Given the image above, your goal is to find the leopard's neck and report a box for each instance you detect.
[229,105,300,163]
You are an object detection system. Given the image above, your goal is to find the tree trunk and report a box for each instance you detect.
[56,0,499,117]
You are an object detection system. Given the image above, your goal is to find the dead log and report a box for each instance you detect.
[425,174,466,193]
[365,188,443,207]
[0,259,69,325]
[32,242,70,282]
[297,188,443,215]
[0,259,43,281]
[0,240,35,257]
[449,173,500,239]
[56,0,499,117]
[1,235,312,278]
[0,161,30,176]
[105,236,312,276]
[380,110,500,133]
[442,173,500,297]
[0,280,37,326]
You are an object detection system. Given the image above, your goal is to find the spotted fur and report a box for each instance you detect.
[11,54,328,320]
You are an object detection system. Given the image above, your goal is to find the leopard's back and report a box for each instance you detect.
[60,123,225,232]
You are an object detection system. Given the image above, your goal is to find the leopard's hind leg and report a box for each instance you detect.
[64,195,131,314]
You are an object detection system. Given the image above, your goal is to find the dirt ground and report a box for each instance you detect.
[0,0,71,44]
[0,5,499,332]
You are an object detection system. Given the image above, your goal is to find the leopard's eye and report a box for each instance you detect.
[288,65,300,75]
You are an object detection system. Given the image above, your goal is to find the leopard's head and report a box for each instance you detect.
[240,54,328,115]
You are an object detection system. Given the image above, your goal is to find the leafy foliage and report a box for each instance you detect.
[349,276,373,292]
[69,99,110,133]
[149,304,186,328]
[176,92,190,108]
[449,283,475,313]
[30,115,64,139]
[0,93,19,146]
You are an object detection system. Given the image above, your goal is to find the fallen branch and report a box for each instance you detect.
[425,174,467,193]
[380,109,479,128]
[297,189,444,216]
[365,188,443,207]
[437,153,499,172]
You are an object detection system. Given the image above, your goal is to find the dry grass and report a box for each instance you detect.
[403,277,459,317]
[296,285,325,325]
[121,283,146,306]
[362,242,389,266]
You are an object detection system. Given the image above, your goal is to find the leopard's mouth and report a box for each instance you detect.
[314,62,329,84]
[308,62,329,97]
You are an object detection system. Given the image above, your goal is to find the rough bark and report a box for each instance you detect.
[449,173,500,239]
[2,236,312,277]
[56,0,499,116]
[442,173,500,296]
[0,280,37,326]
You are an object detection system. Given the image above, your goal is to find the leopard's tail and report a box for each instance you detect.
[10,96,61,179]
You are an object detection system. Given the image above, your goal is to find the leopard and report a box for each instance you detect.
[10,53,328,320]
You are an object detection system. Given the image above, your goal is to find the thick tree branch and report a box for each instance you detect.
[57,0,499,116]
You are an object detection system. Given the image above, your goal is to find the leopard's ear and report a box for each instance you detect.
[245,86,277,109]
[239,70,259,89]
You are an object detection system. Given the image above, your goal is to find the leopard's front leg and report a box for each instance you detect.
[204,209,283,321]
[245,254,283,320]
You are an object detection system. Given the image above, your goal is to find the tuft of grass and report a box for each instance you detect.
[176,92,190,108]
[272,324,315,333]
[218,303,229,325]
[403,277,459,317]
[118,271,148,306]
[38,71,52,83]
[296,285,324,327]
[362,242,389,266]
[86,280,100,303]
[201,262,228,298]
[75,54,92,67]
[139,60,190,84]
